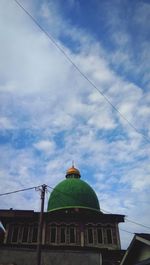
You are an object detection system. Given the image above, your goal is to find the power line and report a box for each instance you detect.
[11,0,150,231]
[13,0,150,144]
[0,184,147,236]
[101,208,150,230]
[47,187,134,236]
[0,184,134,237]
[47,185,150,231]
[119,228,133,235]
[0,185,41,197]
[125,218,150,230]
[1,184,148,232]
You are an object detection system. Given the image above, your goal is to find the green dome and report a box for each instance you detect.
[47,178,100,212]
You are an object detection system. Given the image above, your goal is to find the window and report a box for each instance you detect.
[97,228,103,244]
[22,225,29,243]
[106,229,113,244]
[70,227,76,243]
[45,225,50,243]
[45,224,57,244]
[11,225,19,243]
[31,225,38,243]
[60,227,66,243]
[88,228,93,244]
[50,226,56,243]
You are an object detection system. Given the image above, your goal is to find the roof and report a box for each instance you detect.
[0,209,124,223]
[135,233,150,241]
[120,233,150,265]
[47,178,100,212]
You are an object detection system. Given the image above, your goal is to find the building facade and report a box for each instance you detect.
[0,166,125,265]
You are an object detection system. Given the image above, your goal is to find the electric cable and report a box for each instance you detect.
[119,228,133,235]
[0,185,41,197]
[47,185,150,231]
[125,218,150,230]
[0,184,148,236]
[1,184,148,232]
[101,208,150,230]
[13,0,150,144]
[46,188,134,235]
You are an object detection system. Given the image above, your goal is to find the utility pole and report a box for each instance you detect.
[37,184,47,265]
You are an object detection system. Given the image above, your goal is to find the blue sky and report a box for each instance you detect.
[0,0,150,248]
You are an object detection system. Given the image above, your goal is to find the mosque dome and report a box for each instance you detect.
[47,166,100,212]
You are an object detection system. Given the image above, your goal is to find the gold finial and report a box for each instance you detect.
[66,163,81,179]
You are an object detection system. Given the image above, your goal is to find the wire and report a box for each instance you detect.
[0,184,148,233]
[119,228,133,235]
[0,185,135,236]
[13,0,150,144]
[47,185,150,231]
[0,185,41,197]
[125,218,150,230]
[47,187,134,235]
[101,208,150,230]
[0,184,146,236]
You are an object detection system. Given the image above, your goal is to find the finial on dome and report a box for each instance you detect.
[66,164,81,179]
[72,160,74,168]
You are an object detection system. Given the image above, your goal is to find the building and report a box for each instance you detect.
[120,233,150,265]
[0,166,125,265]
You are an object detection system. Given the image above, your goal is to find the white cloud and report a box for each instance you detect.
[0,117,15,130]
[0,0,150,250]
[34,140,55,153]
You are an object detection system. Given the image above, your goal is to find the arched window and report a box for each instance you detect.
[11,225,20,243]
[97,227,103,244]
[31,224,38,243]
[60,226,66,243]
[87,226,94,244]
[106,228,113,244]
[69,226,76,244]
[22,225,29,243]
[50,225,57,243]
[45,223,57,244]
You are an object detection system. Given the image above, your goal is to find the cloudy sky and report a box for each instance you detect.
[0,0,150,248]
